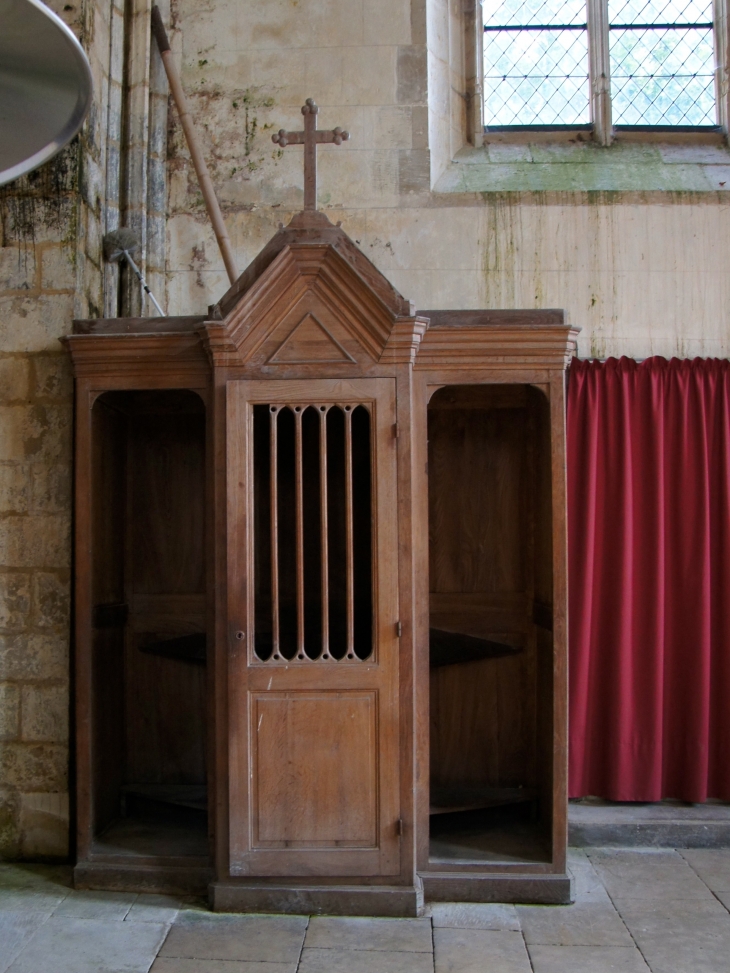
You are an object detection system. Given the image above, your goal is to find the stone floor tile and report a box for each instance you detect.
[433,928,531,973]
[298,947,433,973]
[588,849,685,868]
[0,864,73,890]
[613,892,730,928]
[0,912,50,973]
[125,893,190,924]
[613,895,730,972]
[305,916,432,952]
[681,849,730,891]
[150,960,294,973]
[5,916,169,973]
[588,848,713,900]
[567,850,612,903]
[628,941,730,973]
[0,864,72,915]
[0,887,69,914]
[517,901,633,946]
[716,890,730,911]
[426,902,520,930]
[566,848,589,867]
[160,913,308,963]
[528,945,650,972]
[52,889,136,920]
[621,934,730,973]
[176,896,209,912]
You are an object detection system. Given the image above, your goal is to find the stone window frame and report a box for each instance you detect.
[465,0,730,146]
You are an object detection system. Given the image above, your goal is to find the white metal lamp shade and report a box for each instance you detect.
[0,0,92,185]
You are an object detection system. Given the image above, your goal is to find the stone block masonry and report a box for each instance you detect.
[0,347,72,859]
[0,195,75,860]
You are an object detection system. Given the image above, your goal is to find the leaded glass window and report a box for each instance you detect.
[483,0,590,126]
[609,0,715,125]
[482,0,718,130]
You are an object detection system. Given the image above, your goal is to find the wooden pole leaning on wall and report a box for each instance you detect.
[151,5,238,285]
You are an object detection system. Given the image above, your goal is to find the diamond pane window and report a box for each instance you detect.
[609,0,716,125]
[483,0,590,126]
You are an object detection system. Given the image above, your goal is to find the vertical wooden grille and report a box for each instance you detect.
[253,403,373,662]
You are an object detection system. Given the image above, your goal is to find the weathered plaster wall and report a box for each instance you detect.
[166,0,730,360]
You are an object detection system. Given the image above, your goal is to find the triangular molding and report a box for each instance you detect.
[268,312,356,364]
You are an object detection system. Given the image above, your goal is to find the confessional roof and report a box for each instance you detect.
[212,210,413,323]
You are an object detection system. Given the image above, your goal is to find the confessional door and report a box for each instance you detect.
[227,378,401,878]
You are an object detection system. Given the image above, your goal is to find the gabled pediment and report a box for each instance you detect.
[268,312,355,364]
[213,210,413,321]
[201,211,424,368]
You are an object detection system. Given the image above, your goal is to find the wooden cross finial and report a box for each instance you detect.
[272,98,350,211]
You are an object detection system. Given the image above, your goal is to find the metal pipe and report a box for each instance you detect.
[121,249,165,316]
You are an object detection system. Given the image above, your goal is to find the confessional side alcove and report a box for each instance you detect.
[427,383,554,864]
[88,388,209,862]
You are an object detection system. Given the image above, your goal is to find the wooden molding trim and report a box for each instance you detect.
[210,881,422,917]
[62,333,209,381]
[198,321,240,368]
[419,871,571,904]
[415,324,580,369]
[380,317,429,364]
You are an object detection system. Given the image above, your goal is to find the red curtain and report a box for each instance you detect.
[567,357,730,802]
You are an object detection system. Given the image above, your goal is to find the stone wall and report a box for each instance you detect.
[0,166,75,858]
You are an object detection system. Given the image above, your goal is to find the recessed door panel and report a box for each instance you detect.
[252,691,377,846]
[227,378,400,878]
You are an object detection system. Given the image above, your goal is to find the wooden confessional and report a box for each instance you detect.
[64,206,577,913]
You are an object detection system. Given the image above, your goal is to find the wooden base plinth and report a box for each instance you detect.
[420,871,572,904]
[75,861,213,896]
[210,881,424,916]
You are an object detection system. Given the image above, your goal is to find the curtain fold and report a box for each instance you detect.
[568,357,730,802]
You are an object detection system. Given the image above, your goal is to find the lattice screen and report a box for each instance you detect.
[253,403,373,663]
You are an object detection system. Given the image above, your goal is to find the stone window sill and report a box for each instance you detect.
[434,140,730,193]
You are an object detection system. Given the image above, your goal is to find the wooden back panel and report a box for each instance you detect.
[427,385,551,802]
[124,394,207,786]
[90,390,208,835]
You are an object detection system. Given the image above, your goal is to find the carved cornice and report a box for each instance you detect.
[414,323,580,370]
[198,321,241,369]
[379,317,429,365]
[61,333,209,381]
